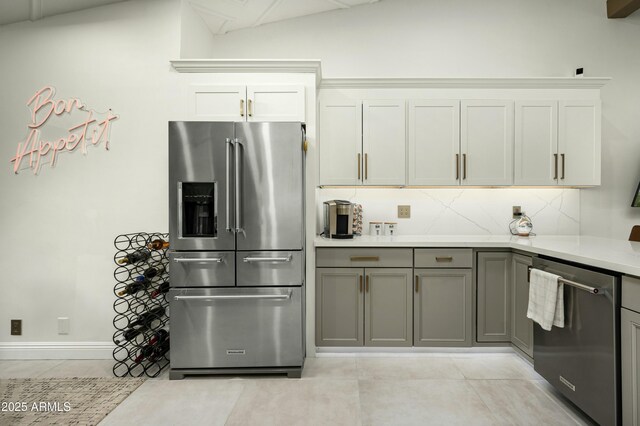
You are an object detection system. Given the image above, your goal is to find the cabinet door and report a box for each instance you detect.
[514,101,558,186]
[477,252,512,342]
[319,100,362,186]
[364,268,412,346]
[511,254,534,356]
[189,85,246,121]
[414,269,472,347]
[315,268,363,346]
[558,100,601,186]
[407,100,461,186]
[246,85,305,122]
[461,100,514,186]
[622,307,640,426]
[362,100,406,185]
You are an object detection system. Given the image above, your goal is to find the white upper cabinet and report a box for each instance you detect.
[191,85,246,121]
[461,100,514,186]
[362,100,406,186]
[319,100,362,186]
[408,100,460,186]
[246,85,305,122]
[558,100,601,186]
[189,85,304,122]
[514,101,559,186]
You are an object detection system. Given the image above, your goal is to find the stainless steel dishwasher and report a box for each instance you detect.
[532,257,621,426]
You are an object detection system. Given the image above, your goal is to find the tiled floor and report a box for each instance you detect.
[0,353,595,425]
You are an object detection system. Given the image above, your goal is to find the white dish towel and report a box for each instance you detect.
[527,268,564,331]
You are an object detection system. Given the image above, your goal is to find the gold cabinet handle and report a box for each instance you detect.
[358,153,361,180]
[365,153,368,180]
[415,275,419,293]
[359,275,363,293]
[456,154,460,180]
[248,99,253,117]
[463,154,467,180]
[350,256,379,262]
[553,153,558,180]
[240,99,245,117]
[435,256,453,262]
[365,275,369,293]
[561,153,565,180]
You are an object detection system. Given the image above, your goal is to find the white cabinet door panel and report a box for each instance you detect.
[319,100,362,186]
[461,100,514,186]
[190,85,246,121]
[558,100,601,186]
[247,85,305,122]
[363,100,406,186]
[514,101,558,186]
[408,100,460,186]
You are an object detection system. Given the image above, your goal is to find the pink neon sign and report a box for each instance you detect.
[10,86,119,174]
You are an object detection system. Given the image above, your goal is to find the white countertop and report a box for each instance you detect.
[314,235,640,277]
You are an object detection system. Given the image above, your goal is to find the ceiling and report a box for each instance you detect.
[188,0,380,35]
[0,0,126,26]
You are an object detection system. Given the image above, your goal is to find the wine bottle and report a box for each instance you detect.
[150,282,170,299]
[122,326,144,341]
[133,344,157,363]
[149,329,169,345]
[147,239,169,250]
[128,306,165,328]
[117,249,150,265]
[149,338,170,361]
[117,279,149,296]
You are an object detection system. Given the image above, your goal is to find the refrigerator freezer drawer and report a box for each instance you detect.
[169,287,304,369]
[169,251,235,287]
[237,251,304,286]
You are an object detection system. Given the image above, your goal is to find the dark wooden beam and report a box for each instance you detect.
[608,0,640,18]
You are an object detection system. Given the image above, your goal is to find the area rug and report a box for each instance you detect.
[0,377,145,425]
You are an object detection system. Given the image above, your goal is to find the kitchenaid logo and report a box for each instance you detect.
[10,86,119,175]
[226,349,246,355]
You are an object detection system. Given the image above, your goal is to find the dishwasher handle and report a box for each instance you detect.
[528,266,600,295]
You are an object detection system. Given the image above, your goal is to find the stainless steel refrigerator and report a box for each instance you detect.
[167,121,305,379]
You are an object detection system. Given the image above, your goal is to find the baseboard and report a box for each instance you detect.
[0,342,115,360]
[315,346,514,357]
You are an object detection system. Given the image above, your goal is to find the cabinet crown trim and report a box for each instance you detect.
[320,77,610,89]
[170,59,322,82]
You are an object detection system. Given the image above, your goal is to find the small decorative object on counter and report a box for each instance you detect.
[352,204,363,236]
[384,222,397,236]
[510,213,534,237]
[369,222,383,236]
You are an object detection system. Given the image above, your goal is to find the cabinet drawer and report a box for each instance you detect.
[316,248,412,268]
[622,276,640,313]
[414,249,472,268]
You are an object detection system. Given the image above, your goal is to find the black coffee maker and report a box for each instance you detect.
[323,200,354,239]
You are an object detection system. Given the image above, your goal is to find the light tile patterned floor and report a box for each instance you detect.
[0,354,595,425]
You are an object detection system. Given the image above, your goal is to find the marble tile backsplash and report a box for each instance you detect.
[317,188,580,236]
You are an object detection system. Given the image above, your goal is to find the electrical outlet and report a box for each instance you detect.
[398,205,411,219]
[512,206,522,219]
[58,317,70,335]
[11,319,22,336]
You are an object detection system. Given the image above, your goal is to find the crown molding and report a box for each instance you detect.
[170,59,323,84]
[320,77,611,89]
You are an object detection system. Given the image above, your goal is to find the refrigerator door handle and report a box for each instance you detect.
[243,255,292,263]
[226,138,234,233]
[234,138,243,233]
[173,257,224,263]
[174,292,292,301]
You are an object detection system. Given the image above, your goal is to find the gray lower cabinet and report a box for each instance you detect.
[477,251,512,342]
[315,266,413,347]
[622,307,640,426]
[315,268,363,346]
[365,268,413,346]
[511,254,534,357]
[414,268,472,346]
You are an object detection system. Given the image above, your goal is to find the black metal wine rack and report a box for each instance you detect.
[112,232,170,378]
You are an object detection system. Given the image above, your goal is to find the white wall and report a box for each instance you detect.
[0,0,180,356]
[205,0,640,240]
